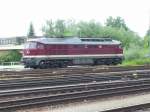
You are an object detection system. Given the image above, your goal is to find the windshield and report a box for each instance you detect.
[24,42,37,49]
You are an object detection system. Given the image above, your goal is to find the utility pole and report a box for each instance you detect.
[148,9,150,30]
[146,9,150,36]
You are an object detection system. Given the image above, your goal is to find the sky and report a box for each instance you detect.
[0,0,149,38]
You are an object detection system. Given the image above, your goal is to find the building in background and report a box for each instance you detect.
[0,36,43,52]
[0,36,27,52]
[0,36,27,45]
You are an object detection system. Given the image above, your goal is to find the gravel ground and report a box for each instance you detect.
[15,92,150,112]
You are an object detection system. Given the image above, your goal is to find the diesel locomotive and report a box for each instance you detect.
[22,37,123,68]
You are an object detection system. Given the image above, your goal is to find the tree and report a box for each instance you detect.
[77,21,102,37]
[146,28,150,36]
[99,26,141,49]
[144,36,150,48]
[64,20,77,36]
[27,23,35,37]
[55,20,66,37]
[42,19,66,37]
[42,20,55,37]
[144,28,150,48]
[105,16,129,31]
[41,19,141,49]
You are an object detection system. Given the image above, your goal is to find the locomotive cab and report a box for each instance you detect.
[24,42,37,55]
[22,41,46,68]
[24,41,45,55]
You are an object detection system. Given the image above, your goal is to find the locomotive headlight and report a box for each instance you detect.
[26,50,30,54]
[99,45,102,48]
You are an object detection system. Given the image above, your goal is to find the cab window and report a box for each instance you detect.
[24,42,37,49]
[37,43,44,49]
[30,42,37,49]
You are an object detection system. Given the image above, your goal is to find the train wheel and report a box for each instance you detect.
[62,63,67,68]
[58,62,66,68]
[112,60,118,65]
[93,60,98,65]
[33,66,37,69]
[39,61,46,69]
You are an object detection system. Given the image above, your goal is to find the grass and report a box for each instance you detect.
[122,58,150,66]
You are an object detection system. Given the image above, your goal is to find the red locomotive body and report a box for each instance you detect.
[22,37,123,68]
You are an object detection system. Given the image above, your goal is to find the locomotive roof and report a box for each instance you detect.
[28,37,121,45]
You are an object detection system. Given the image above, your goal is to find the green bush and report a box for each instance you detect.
[0,50,21,62]
[124,46,142,61]
[122,46,150,65]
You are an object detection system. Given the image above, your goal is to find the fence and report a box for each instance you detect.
[0,62,21,66]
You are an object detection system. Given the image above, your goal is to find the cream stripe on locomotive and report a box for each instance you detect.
[23,54,123,59]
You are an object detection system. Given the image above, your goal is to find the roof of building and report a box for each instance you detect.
[28,37,121,45]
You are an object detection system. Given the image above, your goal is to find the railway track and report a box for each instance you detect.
[1,65,150,79]
[0,74,121,90]
[1,69,150,90]
[0,65,150,111]
[0,78,149,100]
[0,78,150,111]
[1,68,150,82]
